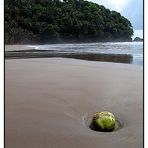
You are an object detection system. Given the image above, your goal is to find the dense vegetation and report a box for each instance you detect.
[5,0,133,44]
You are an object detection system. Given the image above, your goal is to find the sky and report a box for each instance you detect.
[89,0,143,30]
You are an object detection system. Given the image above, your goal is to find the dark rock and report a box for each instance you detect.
[133,37,143,42]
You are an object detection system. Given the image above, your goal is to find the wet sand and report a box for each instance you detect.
[5,58,143,148]
[5,45,133,64]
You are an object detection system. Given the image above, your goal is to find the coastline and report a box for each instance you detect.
[5,58,143,148]
[5,39,142,49]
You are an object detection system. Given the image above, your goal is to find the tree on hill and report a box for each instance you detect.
[5,0,133,44]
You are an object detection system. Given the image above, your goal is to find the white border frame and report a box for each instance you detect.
[1,0,145,148]
[0,0,4,147]
[144,0,147,147]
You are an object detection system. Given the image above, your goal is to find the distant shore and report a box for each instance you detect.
[5,58,143,148]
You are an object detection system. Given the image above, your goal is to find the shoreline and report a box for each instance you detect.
[5,43,143,65]
[5,58,143,148]
[5,40,143,48]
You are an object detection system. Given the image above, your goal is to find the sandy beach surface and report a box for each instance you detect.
[5,58,143,148]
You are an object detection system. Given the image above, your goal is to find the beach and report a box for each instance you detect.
[5,58,143,148]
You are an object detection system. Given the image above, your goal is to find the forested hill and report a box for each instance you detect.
[5,0,133,44]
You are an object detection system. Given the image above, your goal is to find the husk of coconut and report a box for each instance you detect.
[92,111,116,132]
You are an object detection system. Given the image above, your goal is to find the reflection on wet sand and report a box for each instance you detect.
[5,50,133,64]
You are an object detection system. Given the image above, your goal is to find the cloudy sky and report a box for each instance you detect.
[89,0,143,30]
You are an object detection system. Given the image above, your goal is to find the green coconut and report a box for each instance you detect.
[92,111,116,131]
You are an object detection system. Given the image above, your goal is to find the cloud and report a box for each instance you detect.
[89,0,131,11]
[106,0,129,11]
[121,0,143,29]
[89,0,143,29]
